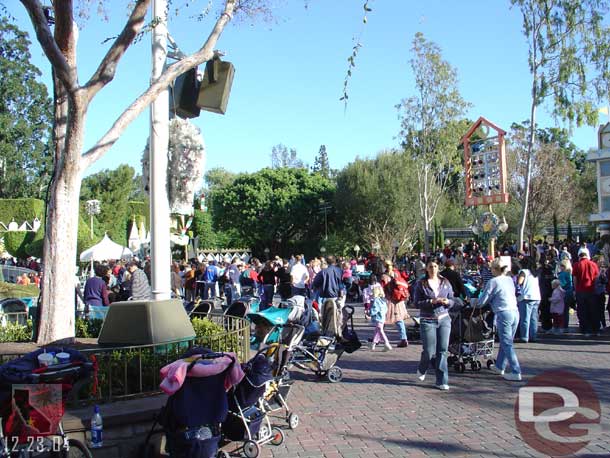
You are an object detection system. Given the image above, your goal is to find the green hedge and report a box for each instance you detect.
[0,199,44,225]
[127,201,149,228]
[0,198,45,258]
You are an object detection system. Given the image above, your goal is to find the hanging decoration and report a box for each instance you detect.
[142,118,206,215]
[471,212,508,247]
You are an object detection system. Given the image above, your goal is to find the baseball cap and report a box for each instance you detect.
[578,247,590,258]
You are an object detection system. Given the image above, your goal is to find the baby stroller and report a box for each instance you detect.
[260,325,305,430]
[448,303,495,373]
[247,296,307,348]
[224,295,260,319]
[155,347,241,458]
[222,350,284,458]
[290,304,360,383]
[0,348,94,457]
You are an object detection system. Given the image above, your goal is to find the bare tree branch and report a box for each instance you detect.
[20,0,77,91]
[82,0,236,170]
[83,0,151,102]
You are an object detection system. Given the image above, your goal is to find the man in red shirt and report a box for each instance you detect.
[572,247,600,336]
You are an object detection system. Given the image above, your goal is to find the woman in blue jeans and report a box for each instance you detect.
[413,258,454,390]
[476,258,522,381]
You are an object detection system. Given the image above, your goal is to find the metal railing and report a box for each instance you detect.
[0,313,250,405]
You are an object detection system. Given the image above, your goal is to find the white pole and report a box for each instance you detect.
[150,0,171,300]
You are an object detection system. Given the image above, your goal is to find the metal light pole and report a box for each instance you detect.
[150,0,172,300]
[85,199,101,239]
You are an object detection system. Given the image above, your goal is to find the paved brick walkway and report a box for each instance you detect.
[257,304,610,458]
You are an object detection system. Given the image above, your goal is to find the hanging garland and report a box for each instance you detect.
[142,118,206,215]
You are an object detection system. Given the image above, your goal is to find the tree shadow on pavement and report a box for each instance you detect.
[342,433,535,458]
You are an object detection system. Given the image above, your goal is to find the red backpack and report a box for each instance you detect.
[391,277,410,302]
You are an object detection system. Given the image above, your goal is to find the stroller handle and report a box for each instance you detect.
[343,305,355,318]
[30,361,94,384]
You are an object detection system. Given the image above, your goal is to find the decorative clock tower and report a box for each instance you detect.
[587,122,610,235]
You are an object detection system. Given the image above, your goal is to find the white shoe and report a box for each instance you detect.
[416,370,426,382]
[370,342,376,351]
[489,365,505,375]
[383,343,392,352]
[503,372,522,381]
[435,384,450,391]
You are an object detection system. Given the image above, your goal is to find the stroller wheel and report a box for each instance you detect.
[288,412,299,429]
[486,359,495,369]
[270,427,285,446]
[243,440,260,458]
[258,424,271,441]
[327,366,343,383]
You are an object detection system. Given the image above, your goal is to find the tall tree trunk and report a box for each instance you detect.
[518,8,538,256]
[518,98,537,254]
[37,167,82,344]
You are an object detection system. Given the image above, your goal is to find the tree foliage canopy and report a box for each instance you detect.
[507,124,578,239]
[511,0,610,127]
[212,167,334,256]
[80,164,140,244]
[397,32,470,253]
[335,150,419,257]
[0,18,52,200]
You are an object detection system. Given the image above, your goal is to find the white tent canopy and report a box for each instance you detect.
[79,233,133,262]
[128,222,141,253]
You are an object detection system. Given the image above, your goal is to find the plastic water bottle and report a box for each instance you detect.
[90,405,103,448]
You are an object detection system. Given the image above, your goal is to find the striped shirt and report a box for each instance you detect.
[131,268,152,300]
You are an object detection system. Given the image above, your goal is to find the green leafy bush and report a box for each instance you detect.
[0,320,33,343]
[192,317,240,354]
[75,317,104,338]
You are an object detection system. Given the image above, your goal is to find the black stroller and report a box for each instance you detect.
[222,351,284,458]
[155,347,237,458]
[448,303,495,373]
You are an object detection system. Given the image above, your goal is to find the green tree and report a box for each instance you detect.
[271,144,306,169]
[80,164,137,245]
[511,0,610,252]
[205,167,237,190]
[397,33,471,255]
[312,145,331,178]
[212,167,334,257]
[0,18,52,199]
[335,150,419,259]
[190,209,215,250]
[507,124,577,244]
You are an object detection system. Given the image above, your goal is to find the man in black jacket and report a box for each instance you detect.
[442,259,467,299]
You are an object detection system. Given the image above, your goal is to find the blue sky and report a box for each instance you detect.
[10,0,604,178]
